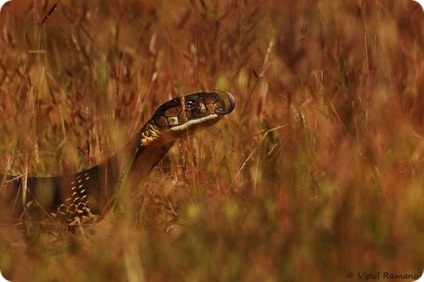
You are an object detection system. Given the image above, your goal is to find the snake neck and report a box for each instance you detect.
[117,131,176,190]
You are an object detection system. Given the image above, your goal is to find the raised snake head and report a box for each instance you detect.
[140,91,235,146]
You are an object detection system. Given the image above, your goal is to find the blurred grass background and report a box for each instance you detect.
[1,0,424,281]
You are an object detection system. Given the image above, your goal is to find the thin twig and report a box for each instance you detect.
[230,124,288,187]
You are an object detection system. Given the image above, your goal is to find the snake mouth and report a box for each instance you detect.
[214,91,235,115]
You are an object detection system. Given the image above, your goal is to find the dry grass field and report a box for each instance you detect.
[1,0,424,281]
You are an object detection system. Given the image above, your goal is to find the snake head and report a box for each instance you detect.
[140,91,235,146]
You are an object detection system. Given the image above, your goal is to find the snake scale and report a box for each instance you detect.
[0,91,235,228]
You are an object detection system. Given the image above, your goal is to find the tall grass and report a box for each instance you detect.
[1,0,424,281]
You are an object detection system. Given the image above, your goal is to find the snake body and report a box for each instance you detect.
[0,91,235,227]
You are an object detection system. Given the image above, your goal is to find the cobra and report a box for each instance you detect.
[0,91,235,227]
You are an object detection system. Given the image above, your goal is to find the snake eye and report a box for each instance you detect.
[185,100,196,108]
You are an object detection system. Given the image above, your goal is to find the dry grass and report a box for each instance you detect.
[1,0,424,281]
